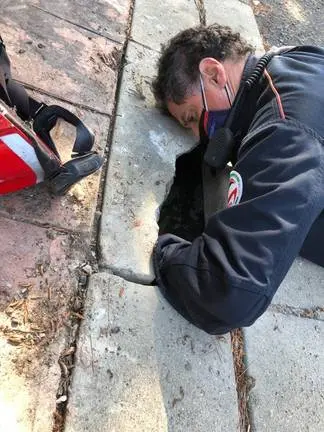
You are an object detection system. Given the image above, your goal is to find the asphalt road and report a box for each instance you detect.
[248,0,324,48]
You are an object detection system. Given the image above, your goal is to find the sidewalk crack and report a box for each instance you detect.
[31,5,124,46]
[269,304,324,321]
[128,37,162,53]
[194,0,206,25]
[231,328,254,432]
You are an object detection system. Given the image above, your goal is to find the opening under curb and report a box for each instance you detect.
[158,143,205,240]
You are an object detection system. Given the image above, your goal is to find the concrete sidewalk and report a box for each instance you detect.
[0,1,323,431]
[66,1,323,432]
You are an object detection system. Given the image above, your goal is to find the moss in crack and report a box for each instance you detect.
[231,328,255,432]
[194,0,206,26]
[52,275,86,432]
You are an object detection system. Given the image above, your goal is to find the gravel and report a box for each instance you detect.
[247,0,324,48]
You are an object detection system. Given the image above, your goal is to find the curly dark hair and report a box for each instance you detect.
[152,24,254,111]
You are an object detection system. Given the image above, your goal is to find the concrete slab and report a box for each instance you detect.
[272,257,324,309]
[0,90,109,233]
[244,312,324,432]
[204,0,264,53]
[33,0,131,43]
[99,41,196,282]
[131,0,199,52]
[0,2,121,113]
[65,273,239,432]
[0,217,83,431]
[0,217,81,312]
[0,337,64,432]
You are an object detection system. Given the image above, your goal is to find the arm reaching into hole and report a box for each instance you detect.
[153,121,324,334]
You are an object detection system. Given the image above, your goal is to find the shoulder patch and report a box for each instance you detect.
[228,170,243,207]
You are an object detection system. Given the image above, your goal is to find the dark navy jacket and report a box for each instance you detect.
[153,46,324,334]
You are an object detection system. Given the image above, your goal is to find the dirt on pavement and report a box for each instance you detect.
[249,0,324,49]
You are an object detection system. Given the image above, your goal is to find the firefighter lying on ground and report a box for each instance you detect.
[152,24,324,334]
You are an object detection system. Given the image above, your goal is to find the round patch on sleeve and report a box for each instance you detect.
[228,170,243,207]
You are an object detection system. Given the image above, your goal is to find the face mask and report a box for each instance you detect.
[199,74,232,143]
[201,109,230,138]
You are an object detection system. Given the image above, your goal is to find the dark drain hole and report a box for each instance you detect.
[158,143,205,242]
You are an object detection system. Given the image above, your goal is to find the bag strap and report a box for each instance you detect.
[0,36,94,160]
[33,105,94,158]
[0,36,44,119]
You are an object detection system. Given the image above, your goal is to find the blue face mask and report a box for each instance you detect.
[202,109,230,138]
[199,74,232,143]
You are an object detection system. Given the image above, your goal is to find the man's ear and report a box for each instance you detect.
[199,58,226,88]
